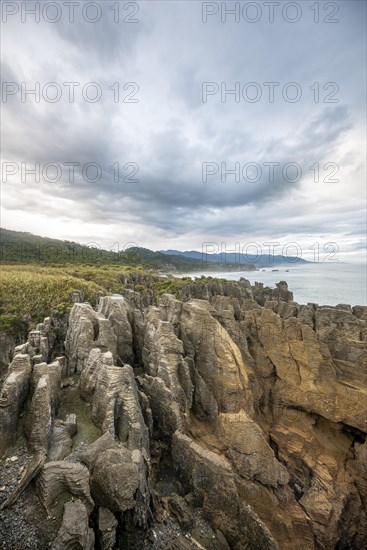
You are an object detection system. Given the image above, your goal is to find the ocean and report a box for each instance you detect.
[176,262,367,307]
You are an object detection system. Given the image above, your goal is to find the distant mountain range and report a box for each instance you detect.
[161,249,309,267]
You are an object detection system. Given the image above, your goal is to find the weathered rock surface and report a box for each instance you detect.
[37,461,94,513]
[97,506,118,550]
[25,374,52,454]
[79,435,140,514]
[91,446,139,513]
[0,354,32,457]
[49,414,77,460]
[98,295,135,364]
[64,303,117,374]
[50,499,94,550]
[172,431,279,550]
[1,281,366,549]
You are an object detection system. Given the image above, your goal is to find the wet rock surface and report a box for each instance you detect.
[0,282,366,549]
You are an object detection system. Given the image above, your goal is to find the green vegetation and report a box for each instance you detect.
[59,382,101,448]
[152,274,230,299]
[0,228,255,272]
[153,276,192,298]
[0,262,236,336]
[0,228,253,338]
[0,264,134,334]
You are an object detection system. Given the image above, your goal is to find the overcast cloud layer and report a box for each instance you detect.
[1,0,366,261]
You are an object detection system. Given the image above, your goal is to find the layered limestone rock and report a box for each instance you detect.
[98,295,135,364]
[0,354,32,457]
[80,348,150,454]
[25,375,52,454]
[12,316,59,367]
[30,360,62,415]
[243,307,366,431]
[79,347,152,527]
[1,283,366,549]
[78,432,148,525]
[241,301,367,548]
[172,432,279,550]
[48,414,77,461]
[37,461,94,514]
[50,499,95,550]
[140,295,316,548]
[0,315,67,456]
[64,303,117,374]
[315,304,366,364]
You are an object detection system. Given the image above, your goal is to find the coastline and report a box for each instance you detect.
[173,262,367,307]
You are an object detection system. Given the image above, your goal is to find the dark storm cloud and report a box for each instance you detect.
[1,0,365,257]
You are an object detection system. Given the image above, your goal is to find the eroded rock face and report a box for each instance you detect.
[244,307,366,431]
[1,283,366,549]
[50,499,95,550]
[172,432,279,550]
[139,296,314,547]
[98,295,135,365]
[64,303,117,374]
[0,354,32,457]
[97,507,118,550]
[49,414,77,461]
[91,446,139,513]
[81,349,150,455]
[37,461,94,514]
[25,375,52,454]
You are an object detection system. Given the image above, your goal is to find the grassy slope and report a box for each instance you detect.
[0,228,255,335]
[0,264,139,332]
[0,262,233,335]
[0,263,223,334]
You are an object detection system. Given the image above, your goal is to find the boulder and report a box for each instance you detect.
[90,447,139,513]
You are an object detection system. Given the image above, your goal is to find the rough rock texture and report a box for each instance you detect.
[91,446,139,513]
[172,431,279,550]
[1,281,366,549]
[25,375,52,454]
[0,354,32,457]
[98,295,135,365]
[37,461,94,514]
[64,303,117,374]
[97,506,118,550]
[50,499,94,550]
[49,414,77,461]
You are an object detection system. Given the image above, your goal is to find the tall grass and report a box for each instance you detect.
[0,264,131,332]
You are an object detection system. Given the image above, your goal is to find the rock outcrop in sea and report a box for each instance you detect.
[0,279,366,549]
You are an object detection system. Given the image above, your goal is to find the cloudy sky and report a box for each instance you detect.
[1,0,366,261]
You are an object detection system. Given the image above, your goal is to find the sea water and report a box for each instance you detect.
[177,262,367,307]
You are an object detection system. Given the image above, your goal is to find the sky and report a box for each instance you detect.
[1,0,366,262]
